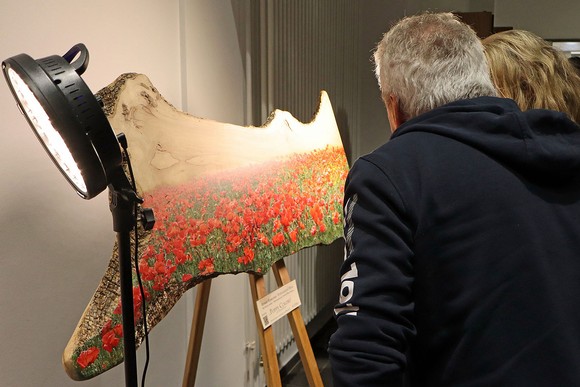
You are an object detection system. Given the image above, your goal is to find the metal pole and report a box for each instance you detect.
[110,183,139,387]
[117,229,138,387]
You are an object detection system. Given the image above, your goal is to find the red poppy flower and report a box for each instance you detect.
[174,249,188,265]
[139,261,155,281]
[310,204,323,224]
[113,324,123,337]
[258,233,269,245]
[102,330,120,352]
[182,273,193,282]
[154,260,168,275]
[198,257,215,275]
[289,229,298,243]
[237,247,255,265]
[272,232,285,247]
[332,211,341,225]
[153,275,167,291]
[280,210,293,230]
[77,347,100,369]
[100,320,113,337]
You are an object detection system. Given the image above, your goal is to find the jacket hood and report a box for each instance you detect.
[392,97,580,183]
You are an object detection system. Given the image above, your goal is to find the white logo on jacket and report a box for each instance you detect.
[335,195,360,316]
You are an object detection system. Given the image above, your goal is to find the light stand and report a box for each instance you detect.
[109,164,144,387]
[2,44,154,387]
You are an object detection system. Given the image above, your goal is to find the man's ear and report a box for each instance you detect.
[386,94,405,133]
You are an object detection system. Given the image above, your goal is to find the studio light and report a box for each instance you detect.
[3,44,153,387]
[3,43,121,199]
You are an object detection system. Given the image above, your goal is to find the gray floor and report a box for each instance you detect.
[281,319,336,386]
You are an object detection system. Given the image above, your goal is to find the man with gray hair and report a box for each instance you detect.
[329,12,580,386]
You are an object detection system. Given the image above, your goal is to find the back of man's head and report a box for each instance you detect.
[374,12,497,121]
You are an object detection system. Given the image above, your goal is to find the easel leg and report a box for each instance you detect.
[182,278,212,387]
[249,273,282,387]
[272,259,324,387]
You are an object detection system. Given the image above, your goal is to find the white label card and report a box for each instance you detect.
[256,280,301,329]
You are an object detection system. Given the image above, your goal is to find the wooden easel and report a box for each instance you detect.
[182,258,324,387]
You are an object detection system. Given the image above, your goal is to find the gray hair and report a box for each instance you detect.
[374,12,497,120]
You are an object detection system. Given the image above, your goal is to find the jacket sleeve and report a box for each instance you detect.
[328,156,416,387]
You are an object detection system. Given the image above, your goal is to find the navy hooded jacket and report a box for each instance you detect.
[328,96,580,386]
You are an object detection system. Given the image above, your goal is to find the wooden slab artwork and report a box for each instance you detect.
[62,73,349,380]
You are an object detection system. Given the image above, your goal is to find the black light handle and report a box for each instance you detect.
[63,43,89,76]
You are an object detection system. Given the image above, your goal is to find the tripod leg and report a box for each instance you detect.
[249,274,282,387]
[272,259,323,387]
[182,279,213,387]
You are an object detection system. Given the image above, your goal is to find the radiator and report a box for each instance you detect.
[266,243,343,361]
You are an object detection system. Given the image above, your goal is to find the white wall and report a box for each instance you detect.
[0,1,188,386]
[494,0,580,39]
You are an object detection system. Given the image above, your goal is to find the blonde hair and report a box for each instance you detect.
[483,30,580,123]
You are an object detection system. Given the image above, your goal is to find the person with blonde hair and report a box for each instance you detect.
[483,29,580,123]
[329,12,580,386]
